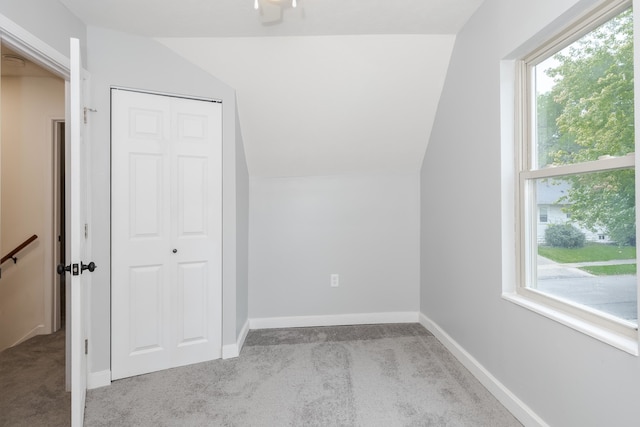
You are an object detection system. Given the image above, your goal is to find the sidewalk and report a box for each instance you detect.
[537,255,592,279]
[537,256,636,279]
[561,259,636,268]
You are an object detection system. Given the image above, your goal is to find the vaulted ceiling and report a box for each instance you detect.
[59,0,484,177]
[60,0,483,37]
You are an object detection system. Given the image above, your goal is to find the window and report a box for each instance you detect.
[539,206,548,223]
[513,0,638,348]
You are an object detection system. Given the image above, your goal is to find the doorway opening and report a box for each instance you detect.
[0,42,66,343]
[0,41,69,424]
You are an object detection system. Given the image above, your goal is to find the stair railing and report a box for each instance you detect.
[0,234,38,278]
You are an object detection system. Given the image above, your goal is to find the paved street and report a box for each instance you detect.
[536,256,637,322]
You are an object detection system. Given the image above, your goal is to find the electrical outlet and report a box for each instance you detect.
[331,274,339,287]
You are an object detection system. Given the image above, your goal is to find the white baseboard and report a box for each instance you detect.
[250,311,420,330]
[419,313,548,427]
[10,324,45,348]
[87,370,111,389]
[221,343,238,359]
[222,318,250,359]
[237,318,250,353]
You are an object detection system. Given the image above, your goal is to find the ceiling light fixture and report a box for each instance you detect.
[2,54,26,67]
[253,0,297,11]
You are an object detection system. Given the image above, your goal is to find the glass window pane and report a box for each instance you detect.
[533,8,634,169]
[531,171,637,324]
[539,206,548,223]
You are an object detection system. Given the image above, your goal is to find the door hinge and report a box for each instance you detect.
[84,223,89,239]
[83,107,97,124]
[85,339,88,355]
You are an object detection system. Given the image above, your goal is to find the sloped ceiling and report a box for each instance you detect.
[60,0,483,177]
[160,35,456,177]
[60,0,483,37]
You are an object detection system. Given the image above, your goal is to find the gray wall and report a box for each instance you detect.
[421,0,640,425]
[0,0,85,62]
[235,101,249,335]
[250,173,420,319]
[86,26,242,373]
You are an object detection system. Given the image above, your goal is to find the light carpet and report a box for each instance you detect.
[85,324,520,426]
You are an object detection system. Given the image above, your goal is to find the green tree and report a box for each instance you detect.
[539,8,635,245]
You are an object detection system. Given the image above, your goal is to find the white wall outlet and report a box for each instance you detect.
[330,274,339,287]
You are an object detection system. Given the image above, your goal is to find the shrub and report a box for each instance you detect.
[545,223,586,248]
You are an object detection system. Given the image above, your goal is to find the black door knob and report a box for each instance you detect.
[81,261,97,273]
[57,264,71,275]
[172,249,178,254]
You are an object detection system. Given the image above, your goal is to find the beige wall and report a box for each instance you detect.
[0,75,64,351]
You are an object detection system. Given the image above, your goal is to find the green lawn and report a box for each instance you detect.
[538,243,636,263]
[579,264,637,276]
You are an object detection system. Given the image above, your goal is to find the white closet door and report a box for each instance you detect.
[111,89,222,380]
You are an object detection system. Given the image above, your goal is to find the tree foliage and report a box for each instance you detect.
[539,9,636,245]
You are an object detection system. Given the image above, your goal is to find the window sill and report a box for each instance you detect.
[502,292,638,356]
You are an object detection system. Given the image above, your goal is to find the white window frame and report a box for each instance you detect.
[503,0,640,354]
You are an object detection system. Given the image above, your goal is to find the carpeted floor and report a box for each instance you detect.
[85,324,521,426]
[0,329,70,427]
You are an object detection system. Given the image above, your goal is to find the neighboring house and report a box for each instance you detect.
[537,179,609,244]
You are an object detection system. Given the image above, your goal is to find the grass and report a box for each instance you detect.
[579,264,637,276]
[538,243,636,263]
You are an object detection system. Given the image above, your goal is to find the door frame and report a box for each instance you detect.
[0,16,72,337]
[0,18,70,79]
[52,118,66,333]
[0,9,85,419]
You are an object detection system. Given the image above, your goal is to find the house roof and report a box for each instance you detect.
[537,179,571,205]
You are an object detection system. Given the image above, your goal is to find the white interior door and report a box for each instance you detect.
[111,89,222,380]
[68,37,91,427]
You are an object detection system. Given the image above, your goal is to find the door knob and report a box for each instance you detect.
[81,261,97,273]
[172,249,177,254]
[57,264,71,275]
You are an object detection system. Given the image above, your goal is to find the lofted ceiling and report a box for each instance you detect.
[60,0,483,37]
[160,35,457,177]
[59,0,484,177]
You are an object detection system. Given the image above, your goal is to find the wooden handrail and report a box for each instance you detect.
[1,234,38,265]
